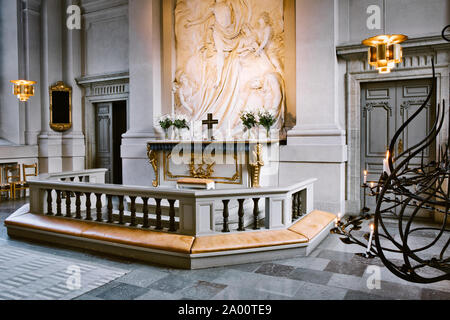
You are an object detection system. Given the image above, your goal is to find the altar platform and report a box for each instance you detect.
[4,169,336,269]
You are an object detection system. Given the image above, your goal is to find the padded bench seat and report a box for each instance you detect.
[288,210,336,240]
[5,213,195,254]
[191,229,308,254]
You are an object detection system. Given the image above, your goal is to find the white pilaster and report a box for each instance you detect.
[281,0,347,214]
[38,0,63,173]
[62,0,86,171]
[121,0,162,186]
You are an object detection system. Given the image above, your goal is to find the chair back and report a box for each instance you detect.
[23,163,38,182]
[6,164,20,183]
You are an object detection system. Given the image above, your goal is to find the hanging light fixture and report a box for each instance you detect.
[362,34,408,74]
[10,80,36,102]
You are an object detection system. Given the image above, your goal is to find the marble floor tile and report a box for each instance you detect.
[294,282,348,300]
[116,268,169,288]
[211,285,295,300]
[287,267,334,285]
[276,256,331,271]
[95,282,149,300]
[148,275,198,294]
[255,263,295,278]
[179,281,227,300]
[421,288,450,300]
[324,260,368,277]
[213,269,304,297]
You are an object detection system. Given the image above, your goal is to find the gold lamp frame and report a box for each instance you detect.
[49,81,72,132]
[362,34,408,74]
[10,80,36,102]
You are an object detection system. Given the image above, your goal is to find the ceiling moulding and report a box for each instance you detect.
[80,0,128,14]
[337,35,450,59]
[76,71,129,86]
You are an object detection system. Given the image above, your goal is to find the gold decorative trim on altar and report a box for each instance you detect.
[147,146,159,187]
[249,143,264,188]
[163,152,242,185]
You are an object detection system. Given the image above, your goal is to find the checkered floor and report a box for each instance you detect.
[1,199,449,300]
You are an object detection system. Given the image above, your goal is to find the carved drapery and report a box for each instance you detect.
[173,0,286,136]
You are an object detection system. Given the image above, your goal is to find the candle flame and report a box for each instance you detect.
[386,150,390,160]
[370,223,375,231]
[364,170,368,176]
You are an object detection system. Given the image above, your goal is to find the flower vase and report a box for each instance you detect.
[174,128,181,140]
[249,127,257,140]
[164,129,169,140]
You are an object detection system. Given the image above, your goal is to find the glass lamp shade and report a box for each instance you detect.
[10,80,36,102]
[363,34,408,74]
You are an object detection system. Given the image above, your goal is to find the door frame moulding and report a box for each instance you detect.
[337,42,450,214]
[76,71,130,170]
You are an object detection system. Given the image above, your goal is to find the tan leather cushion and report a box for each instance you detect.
[82,224,194,254]
[5,213,194,254]
[289,210,336,240]
[191,229,308,254]
[5,213,88,237]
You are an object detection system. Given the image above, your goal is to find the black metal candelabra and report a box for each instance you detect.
[331,26,450,284]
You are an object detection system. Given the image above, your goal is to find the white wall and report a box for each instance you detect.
[0,0,21,144]
[81,0,129,76]
[339,0,450,44]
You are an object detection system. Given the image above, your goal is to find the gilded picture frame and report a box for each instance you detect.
[49,81,72,132]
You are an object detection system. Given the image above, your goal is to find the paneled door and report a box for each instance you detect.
[96,103,114,184]
[361,79,436,213]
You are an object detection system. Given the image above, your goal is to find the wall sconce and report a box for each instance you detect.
[10,80,36,102]
[362,34,408,74]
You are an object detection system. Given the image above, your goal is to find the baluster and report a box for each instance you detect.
[85,192,92,220]
[75,192,81,219]
[237,199,245,231]
[297,192,303,216]
[155,199,162,230]
[253,198,260,230]
[142,197,149,228]
[47,190,53,216]
[96,193,103,222]
[293,193,298,219]
[56,190,62,216]
[222,200,230,232]
[168,199,176,232]
[65,191,72,218]
[118,196,124,224]
[107,195,113,223]
[292,194,296,220]
[129,196,137,227]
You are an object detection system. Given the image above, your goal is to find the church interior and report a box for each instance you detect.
[0,0,449,302]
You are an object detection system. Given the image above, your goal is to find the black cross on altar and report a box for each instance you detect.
[202,113,219,141]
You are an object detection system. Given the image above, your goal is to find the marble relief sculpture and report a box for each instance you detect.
[174,0,285,137]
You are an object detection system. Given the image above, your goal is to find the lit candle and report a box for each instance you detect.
[363,170,368,184]
[383,151,391,175]
[366,223,375,253]
[370,182,375,189]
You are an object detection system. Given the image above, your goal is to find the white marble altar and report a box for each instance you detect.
[147,140,280,189]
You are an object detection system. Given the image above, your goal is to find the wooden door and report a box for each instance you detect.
[361,79,435,213]
[96,103,113,184]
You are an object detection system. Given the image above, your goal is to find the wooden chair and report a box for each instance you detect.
[5,164,21,200]
[15,163,39,199]
[0,167,11,201]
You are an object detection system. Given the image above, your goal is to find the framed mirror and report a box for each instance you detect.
[49,81,72,132]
